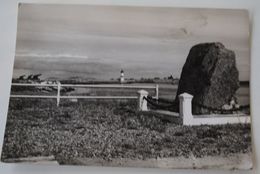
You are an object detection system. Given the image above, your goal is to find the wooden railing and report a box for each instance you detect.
[10,83,159,106]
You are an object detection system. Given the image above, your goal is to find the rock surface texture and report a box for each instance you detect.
[175,42,240,114]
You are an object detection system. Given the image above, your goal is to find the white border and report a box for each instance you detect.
[0,1,259,174]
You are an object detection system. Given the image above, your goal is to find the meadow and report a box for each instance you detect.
[1,97,251,164]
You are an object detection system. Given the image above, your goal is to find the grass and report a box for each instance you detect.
[1,98,252,164]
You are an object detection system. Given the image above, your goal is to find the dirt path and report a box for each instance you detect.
[3,156,59,165]
[70,153,252,170]
[3,153,252,170]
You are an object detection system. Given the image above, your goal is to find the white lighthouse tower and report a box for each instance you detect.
[120,69,125,84]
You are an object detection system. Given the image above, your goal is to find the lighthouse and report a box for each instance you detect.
[120,69,125,84]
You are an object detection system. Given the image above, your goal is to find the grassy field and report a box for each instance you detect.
[1,98,252,165]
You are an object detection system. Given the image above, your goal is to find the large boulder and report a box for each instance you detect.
[175,42,240,114]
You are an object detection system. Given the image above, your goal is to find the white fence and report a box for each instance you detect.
[178,93,251,125]
[10,83,250,126]
[10,83,159,106]
[138,92,251,126]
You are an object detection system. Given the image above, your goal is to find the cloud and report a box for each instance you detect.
[13,58,120,80]
[15,52,89,59]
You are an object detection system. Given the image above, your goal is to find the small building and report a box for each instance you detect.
[120,69,125,84]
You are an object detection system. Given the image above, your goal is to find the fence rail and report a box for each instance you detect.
[11,83,158,89]
[11,83,58,87]
[9,83,250,126]
[10,83,159,106]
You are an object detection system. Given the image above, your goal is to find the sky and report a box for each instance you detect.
[13,4,250,81]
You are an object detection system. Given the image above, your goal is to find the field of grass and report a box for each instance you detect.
[1,98,252,165]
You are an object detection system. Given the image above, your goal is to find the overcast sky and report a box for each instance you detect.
[13,4,250,81]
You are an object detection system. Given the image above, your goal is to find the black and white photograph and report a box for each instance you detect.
[1,4,252,169]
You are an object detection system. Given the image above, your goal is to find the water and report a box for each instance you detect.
[69,83,250,105]
[236,85,250,105]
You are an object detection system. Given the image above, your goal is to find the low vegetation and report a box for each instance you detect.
[1,98,251,164]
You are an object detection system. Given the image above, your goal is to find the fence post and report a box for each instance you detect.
[179,93,193,125]
[57,82,61,107]
[137,90,148,111]
[155,84,159,100]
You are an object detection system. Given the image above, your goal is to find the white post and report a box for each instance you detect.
[137,90,149,111]
[155,84,159,100]
[57,82,61,107]
[179,93,193,125]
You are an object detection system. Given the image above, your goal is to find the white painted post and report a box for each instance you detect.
[179,93,193,125]
[137,90,149,111]
[155,84,159,100]
[57,82,61,107]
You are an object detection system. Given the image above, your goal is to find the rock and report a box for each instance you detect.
[175,42,240,114]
